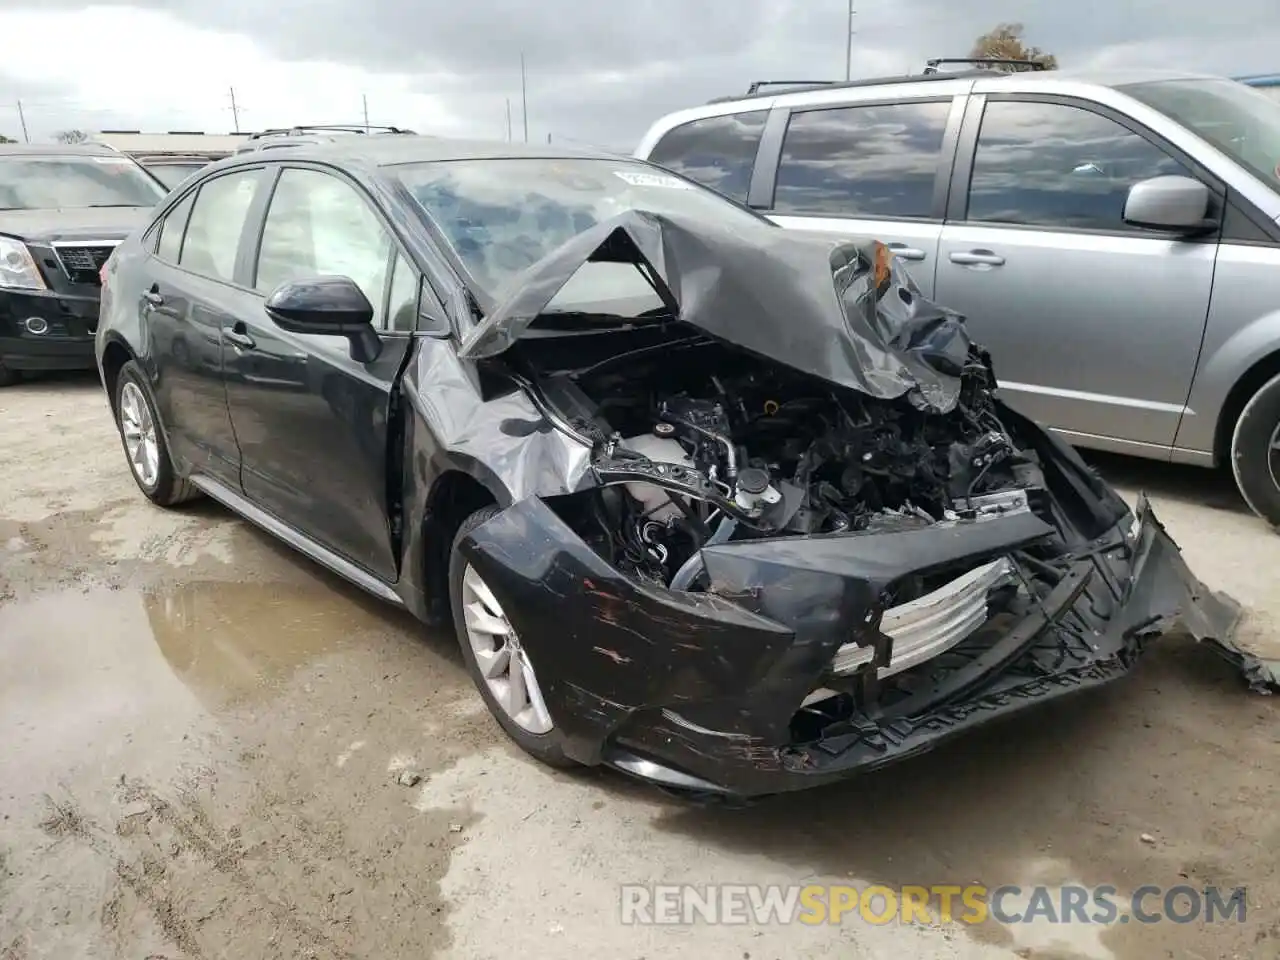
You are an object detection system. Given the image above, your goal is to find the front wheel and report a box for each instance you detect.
[1230,372,1280,529]
[113,360,200,507]
[448,505,574,768]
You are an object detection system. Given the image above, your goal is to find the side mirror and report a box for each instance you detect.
[1122,175,1216,235]
[264,275,381,362]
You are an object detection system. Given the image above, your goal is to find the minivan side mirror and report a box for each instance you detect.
[265,275,382,362]
[1122,175,1217,235]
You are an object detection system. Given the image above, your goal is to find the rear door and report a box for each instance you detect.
[141,167,267,486]
[934,95,1218,452]
[754,96,965,298]
[222,164,418,582]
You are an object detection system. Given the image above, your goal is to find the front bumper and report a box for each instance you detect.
[462,495,1272,799]
[0,288,100,371]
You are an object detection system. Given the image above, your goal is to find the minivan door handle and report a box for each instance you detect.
[886,243,927,261]
[949,249,1006,267]
[142,283,164,307]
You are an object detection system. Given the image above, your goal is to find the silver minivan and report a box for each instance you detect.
[635,67,1280,527]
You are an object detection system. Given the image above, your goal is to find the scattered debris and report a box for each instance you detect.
[448,823,463,834]
[1140,833,1157,845]
[396,771,422,788]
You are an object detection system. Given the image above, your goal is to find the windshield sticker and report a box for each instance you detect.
[613,170,692,190]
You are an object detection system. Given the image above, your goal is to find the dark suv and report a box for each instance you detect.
[0,143,167,385]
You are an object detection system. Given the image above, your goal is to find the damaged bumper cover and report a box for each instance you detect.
[461,494,1275,798]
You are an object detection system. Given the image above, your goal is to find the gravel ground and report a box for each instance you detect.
[2,372,1278,960]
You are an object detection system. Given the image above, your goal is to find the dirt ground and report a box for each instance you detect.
[2,372,1278,960]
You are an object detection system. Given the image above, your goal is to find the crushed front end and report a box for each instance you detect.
[456,217,1275,798]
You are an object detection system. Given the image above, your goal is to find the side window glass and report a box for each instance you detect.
[178,171,260,281]
[155,191,194,263]
[647,111,768,203]
[255,168,392,328]
[967,100,1191,231]
[772,101,952,219]
[386,252,420,332]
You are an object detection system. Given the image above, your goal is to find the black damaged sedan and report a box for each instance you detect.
[96,138,1276,798]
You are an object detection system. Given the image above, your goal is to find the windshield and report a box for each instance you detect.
[0,155,168,210]
[145,162,205,189]
[395,157,769,312]
[1122,77,1280,188]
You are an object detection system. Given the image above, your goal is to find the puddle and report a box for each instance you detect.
[0,582,406,794]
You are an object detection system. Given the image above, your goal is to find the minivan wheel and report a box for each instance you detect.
[448,505,574,768]
[0,358,18,387]
[1230,372,1280,529]
[113,360,200,507]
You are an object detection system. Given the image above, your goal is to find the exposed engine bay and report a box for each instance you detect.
[525,333,1048,591]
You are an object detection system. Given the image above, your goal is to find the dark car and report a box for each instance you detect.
[0,143,168,386]
[95,137,1275,799]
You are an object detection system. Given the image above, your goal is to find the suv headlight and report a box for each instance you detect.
[0,236,47,291]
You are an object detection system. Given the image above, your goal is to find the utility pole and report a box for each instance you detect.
[15,99,29,143]
[228,86,242,133]
[505,98,513,142]
[845,1,856,81]
[520,52,529,143]
[362,94,370,132]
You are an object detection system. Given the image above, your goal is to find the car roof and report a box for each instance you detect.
[0,142,125,158]
[220,135,622,170]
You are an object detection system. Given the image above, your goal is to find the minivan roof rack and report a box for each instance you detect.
[923,57,1048,74]
[246,124,417,141]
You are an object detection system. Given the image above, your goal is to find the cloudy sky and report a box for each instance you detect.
[0,1,1276,149]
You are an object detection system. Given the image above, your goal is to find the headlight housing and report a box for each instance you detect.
[0,236,47,291]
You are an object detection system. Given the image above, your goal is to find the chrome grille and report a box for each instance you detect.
[51,242,116,285]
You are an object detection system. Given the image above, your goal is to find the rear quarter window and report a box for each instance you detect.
[646,110,768,203]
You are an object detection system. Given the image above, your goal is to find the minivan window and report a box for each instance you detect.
[772,101,952,219]
[646,111,768,203]
[1122,77,1280,188]
[966,100,1189,230]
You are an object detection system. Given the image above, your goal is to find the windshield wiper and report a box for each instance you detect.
[84,203,144,208]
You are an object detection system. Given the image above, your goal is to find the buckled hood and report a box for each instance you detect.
[457,209,974,413]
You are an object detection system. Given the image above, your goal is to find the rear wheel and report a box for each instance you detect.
[0,358,18,387]
[1230,372,1280,529]
[113,360,200,507]
[448,506,573,768]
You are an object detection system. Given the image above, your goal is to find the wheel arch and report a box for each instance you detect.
[419,468,502,623]
[99,335,138,415]
[1214,348,1280,466]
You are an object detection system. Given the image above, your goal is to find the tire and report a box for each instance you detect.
[0,358,18,387]
[1230,371,1280,529]
[112,360,201,507]
[449,505,574,768]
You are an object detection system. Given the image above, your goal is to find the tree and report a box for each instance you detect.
[970,23,1058,71]
[0,134,15,144]
[54,129,89,144]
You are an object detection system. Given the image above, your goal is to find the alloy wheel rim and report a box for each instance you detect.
[120,382,160,488]
[1268,421,1280,493]
[460,564,554,735]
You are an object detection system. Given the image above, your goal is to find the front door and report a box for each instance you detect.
[222,165,421,582]
[935,96,1216,452]
[763,97,962,298]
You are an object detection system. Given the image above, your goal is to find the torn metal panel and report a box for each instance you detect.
[402,336,594,501]
[458,210,973,413]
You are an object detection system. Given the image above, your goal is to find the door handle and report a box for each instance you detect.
[886,243,927,261]
[223,324,256,350]
[143,284,163,307]
[949,250,1005,266]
